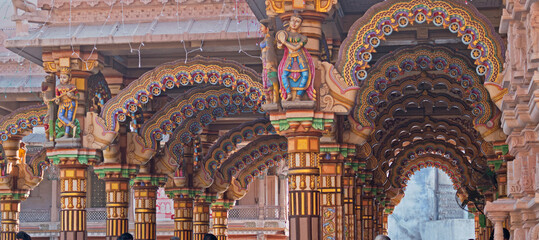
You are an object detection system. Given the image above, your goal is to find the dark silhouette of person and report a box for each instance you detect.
[117,233,134,240]
[16,231,31,240]
[203,233,218,240]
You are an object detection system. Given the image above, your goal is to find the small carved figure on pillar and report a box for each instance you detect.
[52,68,80,138]
[276,13,315,101]
[527,2,539,60]
[260,18,280,103]
[41,74,56,141]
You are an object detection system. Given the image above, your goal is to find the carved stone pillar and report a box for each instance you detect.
[269,110,334,240]
[165,187,198,240]
[362,188,374,240]
[342,160,355,240]
[132,173,166,240]
[46,148,101,240]
[492,214,509,240]
[174,196,194,240]
[94,143,138,240]
[193,195,212,240]
[354,158,367,239]
[94,165,137,239]
[211,199,234,240]
[0,196,21,240]
[319,148,343,240]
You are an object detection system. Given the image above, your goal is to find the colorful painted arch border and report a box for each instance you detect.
[336,0,505,88]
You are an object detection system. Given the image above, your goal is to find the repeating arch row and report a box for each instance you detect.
[337,0,505,88]
[0,105,47,142]
[100,57,264,132]
[139,86,263,150]
[354,46,496,129]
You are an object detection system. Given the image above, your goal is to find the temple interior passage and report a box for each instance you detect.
[0,0,536,239]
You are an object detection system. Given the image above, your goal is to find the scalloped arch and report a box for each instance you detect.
[0,105,47,142]
[198,119,275,183]
[196,135,286,189]
[354,45,496,128]
[336,0,505,89]
[387,140,485,190]
[139,86,263,150]
[100,57,264,132]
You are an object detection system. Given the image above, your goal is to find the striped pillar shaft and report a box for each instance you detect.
[343,166,355,240]
[59,163,88,240]
[287,136,321,240]
[0,198,20,240]
[174,197,194,240]
[211,201,232,240]
[319,152,343,240]
[354,184,362,240]
[105,178,130,240]
[362,195,374,240]
[133,185,158,240]
[193,199,210,240]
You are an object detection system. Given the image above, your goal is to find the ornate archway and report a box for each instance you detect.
[100,57,264,133]
[336,0,505,94]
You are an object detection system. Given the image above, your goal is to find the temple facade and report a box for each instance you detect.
[0,0,536,240]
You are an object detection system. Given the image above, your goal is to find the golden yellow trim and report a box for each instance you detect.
[289,168,320,175]
[329,88,355,107]
[491,88,508,103]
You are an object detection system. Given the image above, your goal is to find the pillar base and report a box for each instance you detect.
[60,231,86,240]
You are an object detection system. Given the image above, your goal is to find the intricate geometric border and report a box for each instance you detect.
[336,0,505,88]
[100,57,264,132]
[139,86,263,149]
[204,135,287,190]
[199,119,275,180]
[388,140,475,190]
[354,45,495,128]
[0,104,47,142]
[235,153,286,190]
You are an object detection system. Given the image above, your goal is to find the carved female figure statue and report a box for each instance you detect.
[54,68,78,138]
[260,19,279,103]
[276,13,315,101]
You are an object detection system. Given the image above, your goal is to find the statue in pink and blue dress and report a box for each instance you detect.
[276,13,315,101]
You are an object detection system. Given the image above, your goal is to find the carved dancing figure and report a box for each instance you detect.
[260,18,279,103]
[53,68,78,138]
[276,13,315,101]
[528,2,539,59]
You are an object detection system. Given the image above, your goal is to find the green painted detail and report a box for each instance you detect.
[272,117,333,132]
[94,167,139,179]
[493,144,509,155]
[312,118,324,130]
[200,194,218,202]
[0,192,28,200]
[55,118,81,139]
[271,119,290,131]
[320,147,340,153]
[48,152,101,165]
[351,162,359,172]
[164,189,201,199]
[487,159,503,171]
[212,200,235,209]
[479,214,486,228]
[131,176,168,187]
